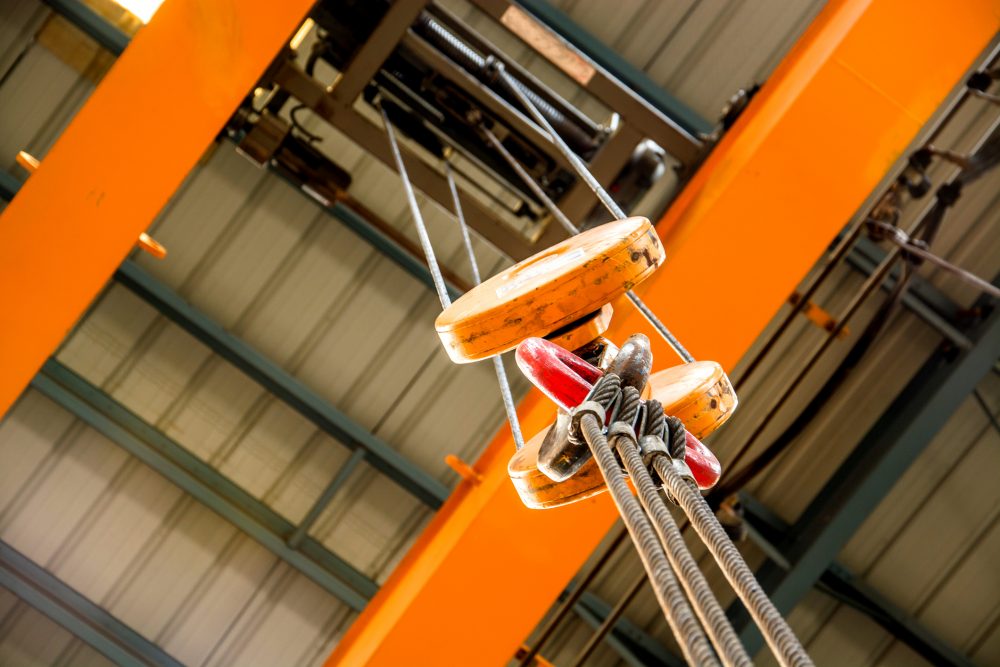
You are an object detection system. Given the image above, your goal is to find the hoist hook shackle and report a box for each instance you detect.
[515,337,725,490]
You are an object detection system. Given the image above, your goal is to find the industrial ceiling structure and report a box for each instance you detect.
[0,1,998,666]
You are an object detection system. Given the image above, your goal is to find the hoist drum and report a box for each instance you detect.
[508,360,737,509]
[435,217,663,363]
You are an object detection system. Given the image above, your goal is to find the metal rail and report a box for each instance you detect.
[0,540,185,667]
[32,359,377,611]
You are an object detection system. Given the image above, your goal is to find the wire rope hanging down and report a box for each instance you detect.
[652,437,813,667]
[488,67,695,365]
[574,374,720,667]
[613,400,752,667]
[480,123,694,367]
[444,161,526,450]
[519,339,812,666]
[378,102,525,450]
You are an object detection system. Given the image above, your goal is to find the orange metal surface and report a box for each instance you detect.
[790,292,848,338]
[545,303,613,352]
[15,150,40,173]
[0,0,313,418]
[509,360,736,510]
[15,151,168,260]
[435,217,662,363]
[327,2,999,665]
[136,232,167,259]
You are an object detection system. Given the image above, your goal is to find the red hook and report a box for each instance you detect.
[514,337,721,489]
[515,337,602,412]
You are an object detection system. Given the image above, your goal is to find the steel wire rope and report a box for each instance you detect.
[470,118,797,658]
[612,402,752,667]
[652,453,814,667]
[491,69,695,364]
[578,399,719,667]
[480,123,692,365]
[444,161,525,450]
[380,65,817,664]
[379,103,525,450]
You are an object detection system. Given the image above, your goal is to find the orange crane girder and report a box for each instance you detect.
[325,1,1000,665]
[0,0,314,417]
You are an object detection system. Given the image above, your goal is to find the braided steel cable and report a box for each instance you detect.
[382,105,526,449]
[444,162,525,449]
[653,456,813,667]
[380,103,451,311]
[481,125,579,237]
[568,374,622,448]
[497,70,623,222]
[665,415,687,459]
[383,65,810,665]
[580,413,719,667]
[615,434,751,667]
[645,399,666,440]
[590,374,623,407]
[413,14,598,156]
[615,386,642,426]
[481,94,695,364]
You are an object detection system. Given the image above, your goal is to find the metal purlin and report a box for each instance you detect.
[377,93,812,666]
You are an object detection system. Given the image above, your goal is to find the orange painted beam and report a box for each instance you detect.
[326,1,999,665]
[620,0,1000,370]
[0,0,313,417]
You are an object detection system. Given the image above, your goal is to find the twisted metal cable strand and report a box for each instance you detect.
[666,415,687,459]
[616,386,642,425]
[645,399,666,439]
[581,414,719,667]
[654,458,814,667]
[570,374,621,447]
[616,437,751,667]
[591,373,623,406]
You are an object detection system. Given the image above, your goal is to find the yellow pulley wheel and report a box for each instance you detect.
[435,217,663,363]
[508,360,737,509]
